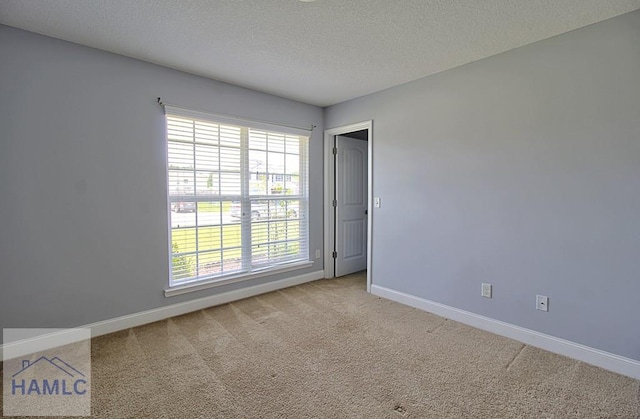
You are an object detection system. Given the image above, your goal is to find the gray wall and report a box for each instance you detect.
[0,25,323,339]
[326,11,640,361]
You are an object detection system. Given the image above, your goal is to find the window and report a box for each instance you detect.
[164,106,310,287]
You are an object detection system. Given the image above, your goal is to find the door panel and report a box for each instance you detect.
[335,135,368,277]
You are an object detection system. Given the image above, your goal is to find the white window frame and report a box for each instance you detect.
[162,105,312,296]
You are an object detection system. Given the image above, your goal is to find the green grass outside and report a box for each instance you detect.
[197,201,232,213]
[171,221,300,255]
[172,224,240,254]
[171,218,301,280]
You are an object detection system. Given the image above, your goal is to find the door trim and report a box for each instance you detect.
[323,121,373,292]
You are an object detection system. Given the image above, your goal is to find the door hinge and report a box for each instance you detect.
[332,251,337,259]
[332,199,337,207]
[332,147,337,155]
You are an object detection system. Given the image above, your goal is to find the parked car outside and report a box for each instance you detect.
[172,201,196,213]
[230,201,298,220]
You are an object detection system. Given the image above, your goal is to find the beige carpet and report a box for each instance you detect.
[3,272,639,418]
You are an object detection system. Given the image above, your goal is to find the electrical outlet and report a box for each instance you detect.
[481,283,492,298]
[315,249,321,259]
[536,295,549,312]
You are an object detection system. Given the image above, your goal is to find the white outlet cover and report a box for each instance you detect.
[481,283,492,298]
[536,295,549,312]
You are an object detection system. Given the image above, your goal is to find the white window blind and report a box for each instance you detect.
[164,106,310,286]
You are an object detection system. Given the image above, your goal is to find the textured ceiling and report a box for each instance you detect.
[2,0,640,106]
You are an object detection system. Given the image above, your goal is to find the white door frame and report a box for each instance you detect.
[324,121,373,292]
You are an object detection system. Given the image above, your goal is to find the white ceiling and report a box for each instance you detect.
[2,0,640,106]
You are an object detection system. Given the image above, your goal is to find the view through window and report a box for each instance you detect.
[165,111,309,286]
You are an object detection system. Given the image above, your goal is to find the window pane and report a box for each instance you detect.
[202,172,220,195]
[284,175,299,196]
[194,121,219,145]
[222,247,242,272]
[172,250,195,281]
[249,197,303,268]
[268,133,285,153]
[197,201,223,228]
[168,142,193,169]
[220,125,241,147]
[249,130,267,150]
[285,136,300,154]
[197,251,222,277]
[285,220,301,239]
[195,171,218,196]
[249,174,267,196]
[249,150,267,195]
[220,147,241,171]
[198,225,221,252]
[284,200,300,220]
[268,152,285,171]
[171,227,196,252]
[220,172,241,195]
[221,224,241,249]
[285,154,299,174]
[258,199,299,220]
[249,150,267,173]
[168,170,194,197]
[195,144,219,171]
[171,227,196,281]
[167,117,194,143]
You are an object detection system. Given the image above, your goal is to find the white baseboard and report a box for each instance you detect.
[371,284,640,380]
[2,270,324,361]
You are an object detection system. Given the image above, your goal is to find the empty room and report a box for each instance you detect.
[1,1,639,417]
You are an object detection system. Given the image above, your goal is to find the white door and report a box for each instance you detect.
[335,135,368,277]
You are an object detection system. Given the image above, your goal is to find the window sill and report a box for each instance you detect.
[164,260,314,297]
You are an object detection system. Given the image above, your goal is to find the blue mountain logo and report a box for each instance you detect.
[11,356,88,396]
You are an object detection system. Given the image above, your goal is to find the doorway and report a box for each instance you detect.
[323,121,372,292]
